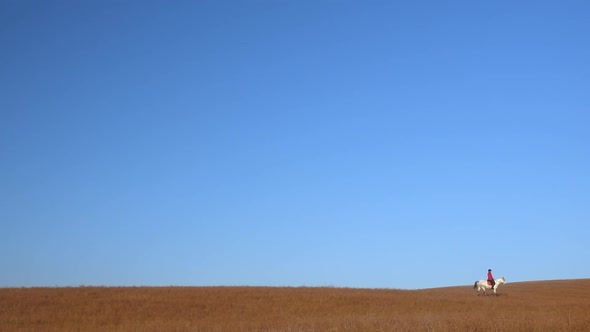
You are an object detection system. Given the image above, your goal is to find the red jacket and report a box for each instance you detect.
[488,271,494,280]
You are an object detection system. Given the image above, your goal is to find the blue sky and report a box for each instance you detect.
[1,0,589,289]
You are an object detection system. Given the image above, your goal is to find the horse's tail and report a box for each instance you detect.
[473,281,478,289]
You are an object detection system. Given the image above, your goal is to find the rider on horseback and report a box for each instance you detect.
[488,269,495,288]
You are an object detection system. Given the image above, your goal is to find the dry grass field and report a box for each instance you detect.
[1,279,589,331]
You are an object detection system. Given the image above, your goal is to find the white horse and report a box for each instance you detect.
[474,277,506,295]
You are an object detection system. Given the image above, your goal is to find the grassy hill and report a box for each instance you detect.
[1,279,589,331]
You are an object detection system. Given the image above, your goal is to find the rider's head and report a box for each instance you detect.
[488,269,492,271]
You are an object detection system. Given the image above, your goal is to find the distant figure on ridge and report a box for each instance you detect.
[474,272,505,295]
[487,269,495,289]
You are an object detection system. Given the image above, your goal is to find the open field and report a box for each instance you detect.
[1,279,589,331]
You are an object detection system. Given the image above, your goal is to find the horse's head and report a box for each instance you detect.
[499,277,506,284]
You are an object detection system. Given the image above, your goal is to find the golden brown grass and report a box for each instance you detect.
[1,279,589,331]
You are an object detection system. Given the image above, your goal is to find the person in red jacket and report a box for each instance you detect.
[487,269,495,288]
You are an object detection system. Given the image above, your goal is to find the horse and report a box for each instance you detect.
[474,277,506,295]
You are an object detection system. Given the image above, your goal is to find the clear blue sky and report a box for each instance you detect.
[1,0,589,289]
